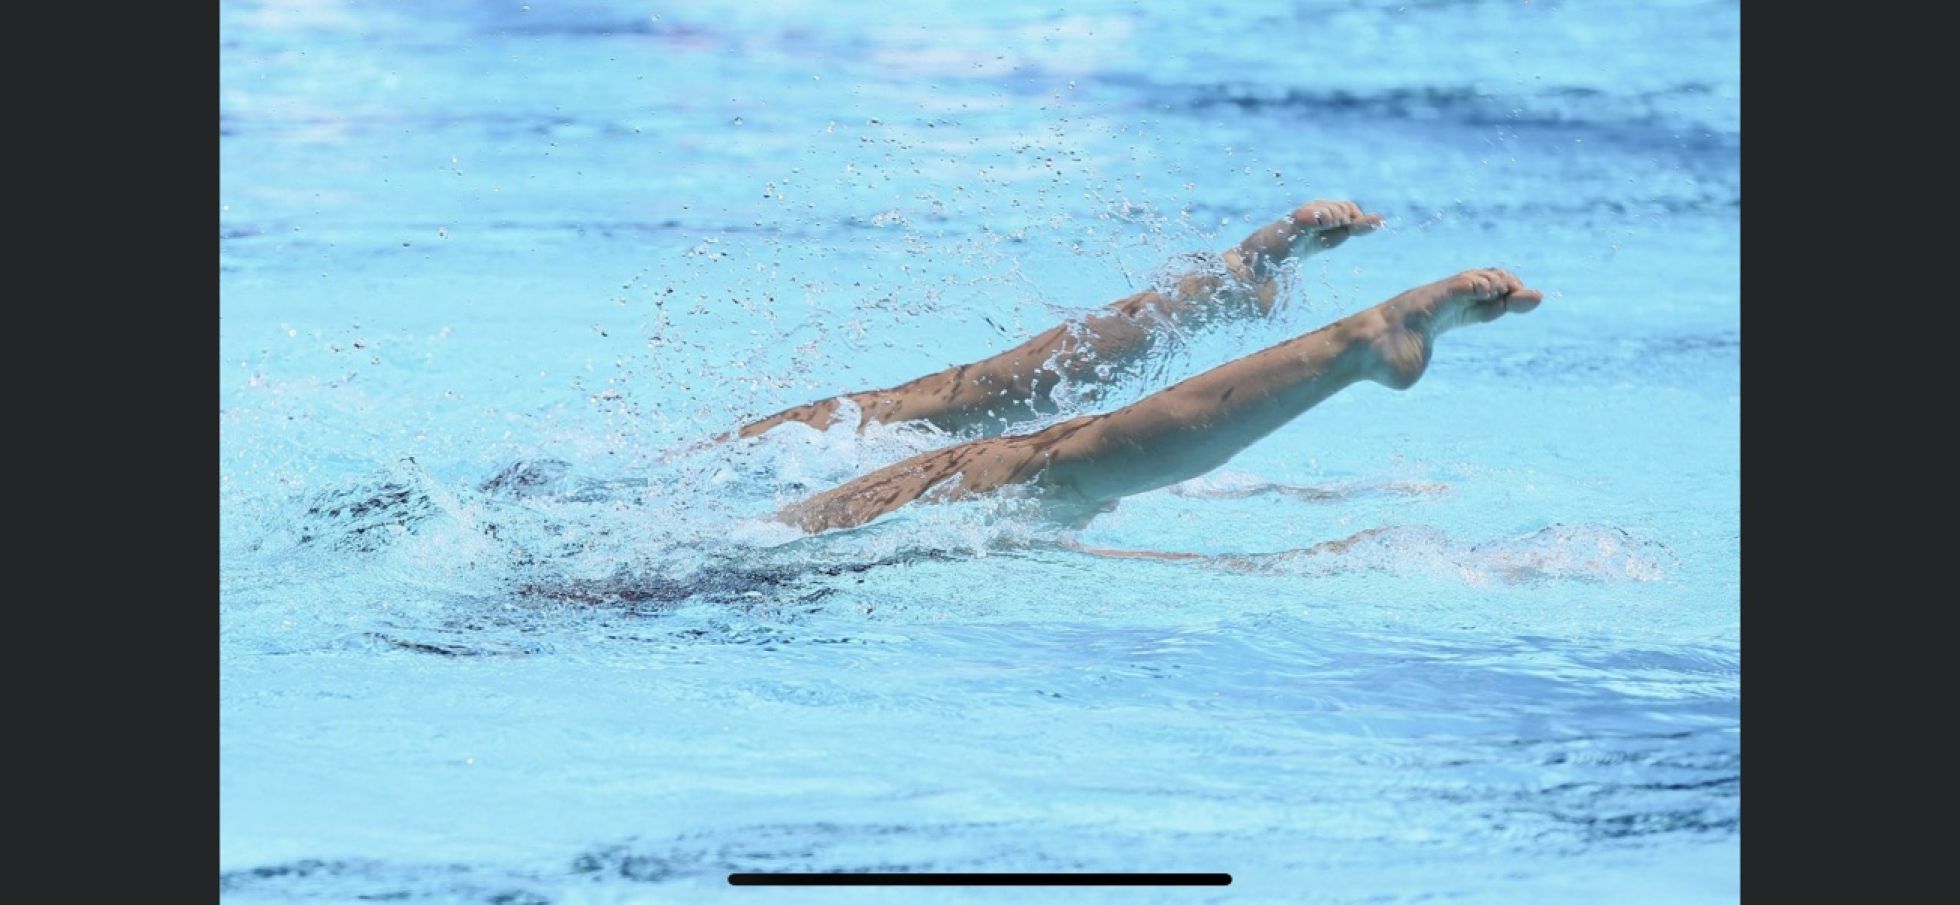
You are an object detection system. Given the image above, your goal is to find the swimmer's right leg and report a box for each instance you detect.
[733,200,1383,440]
[1037,269,1544,507]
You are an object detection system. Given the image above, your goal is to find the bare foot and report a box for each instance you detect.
[1287,199,1385,257]
[1230,200,1385,280]
[1364,268,1545,389]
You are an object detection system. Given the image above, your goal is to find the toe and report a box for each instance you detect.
[1294,200,1354,231]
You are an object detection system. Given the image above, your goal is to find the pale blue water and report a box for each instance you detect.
[219,1,1740,902]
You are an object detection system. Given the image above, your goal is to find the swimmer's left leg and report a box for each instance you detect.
[734,200,1384,440]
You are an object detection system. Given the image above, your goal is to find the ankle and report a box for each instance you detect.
[1343,308,1430,390]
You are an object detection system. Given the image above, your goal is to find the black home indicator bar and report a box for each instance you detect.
[729,873,1232,886]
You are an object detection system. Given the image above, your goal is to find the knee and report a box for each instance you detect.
[1032,414,1109,464]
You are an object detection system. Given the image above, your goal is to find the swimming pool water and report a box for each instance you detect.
[220,1,1740,901]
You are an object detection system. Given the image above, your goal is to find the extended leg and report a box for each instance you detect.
[778,269,1541,534]
[1041,268,1542,503]
[736,200,1382,440]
